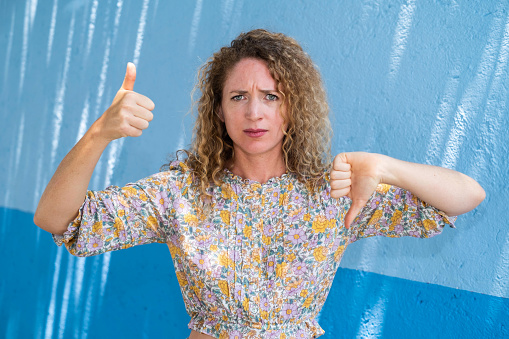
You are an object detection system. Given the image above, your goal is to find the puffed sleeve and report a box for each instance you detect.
[347,184,456,243]
[52,168,186,257]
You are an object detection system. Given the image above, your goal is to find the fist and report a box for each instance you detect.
[95,62,155,141]
[330,152,381,229]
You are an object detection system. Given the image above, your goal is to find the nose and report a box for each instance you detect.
[245,98,263,121]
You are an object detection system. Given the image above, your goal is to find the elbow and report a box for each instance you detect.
[462,175,486,212]
[33,209,66,236]
[33,208,44,230]
[475,184,486,207]
[461,182,486,215]
[445,181,486,217]
[469,175,486,208]
[33,211,51,234]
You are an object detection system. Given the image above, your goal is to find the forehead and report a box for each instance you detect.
[223,58,276,90]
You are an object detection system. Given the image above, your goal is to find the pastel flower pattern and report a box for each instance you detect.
[53,162,455,338]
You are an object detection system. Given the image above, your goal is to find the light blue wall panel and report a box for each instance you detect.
[1,0,507,338]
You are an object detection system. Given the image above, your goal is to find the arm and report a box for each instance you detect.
[34,62,155,235]
[330,152,485,228]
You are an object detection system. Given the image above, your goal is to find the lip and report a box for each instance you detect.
[243,129,268,137]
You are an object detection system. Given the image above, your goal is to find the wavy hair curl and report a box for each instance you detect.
[168,29,332,196]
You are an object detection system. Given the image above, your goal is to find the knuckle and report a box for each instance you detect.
[119,105,131,116]
[119,124,130,135]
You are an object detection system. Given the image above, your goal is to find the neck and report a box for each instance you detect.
[229,152,286,184]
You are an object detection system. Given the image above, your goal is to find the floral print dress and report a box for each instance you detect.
[53,161,455,339]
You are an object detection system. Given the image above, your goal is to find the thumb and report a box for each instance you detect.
[121,62,136,91]
[333,152,349,170]
[344,199,364,229]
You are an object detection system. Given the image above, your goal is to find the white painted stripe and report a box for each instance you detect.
[440,104,467,169]
[361,0,379,24]
[176,131,185,151]
[76,94,90,143]
[14,112,25,174]
[73,257,86,315]
[46,0,58,65]
[112,0,124,44]
[388,0,416,83]
[441,4,505,169]
[469,11,509,181]
[99,252,111,299]
[32,149,43,212]
[152,0,160,20]
[221,0,234,31]
[57,255,75,339]
[356,283,388,338]
[188,0,203,56]
[85,0,99,59]
[104,138,124,187]
[228,0,244,36]
[92,158,103,191]
[32,104,49,213]
[5,311,20,339]
[483,12,509,300]
[2,132,17,209]
[425,64,461,165]
[19,0,31,94]
[73,257,86,339]
[50,13,76,169]
[29,0,38,29]
[34,283,45,339]
[133,0,150,66]
[44,246,63,339]
[3,9,15,89]
[81,257,100,339]
[93,37,111,120]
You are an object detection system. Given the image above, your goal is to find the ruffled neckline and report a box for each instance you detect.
[222,168,293,187]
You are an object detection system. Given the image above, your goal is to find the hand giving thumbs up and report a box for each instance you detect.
[94,62,155,142]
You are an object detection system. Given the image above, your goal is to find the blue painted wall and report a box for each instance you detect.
[1,0,508,338]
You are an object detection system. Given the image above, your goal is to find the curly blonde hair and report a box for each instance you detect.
[168,29,332,195]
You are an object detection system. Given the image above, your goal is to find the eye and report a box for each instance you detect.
[231,95,244,101]
[266,93,279,101]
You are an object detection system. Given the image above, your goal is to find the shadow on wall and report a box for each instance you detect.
[1,207,508,338]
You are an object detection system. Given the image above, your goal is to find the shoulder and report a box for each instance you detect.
[131,161,195,193]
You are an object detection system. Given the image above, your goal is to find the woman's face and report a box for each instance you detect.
[220,58,287,163]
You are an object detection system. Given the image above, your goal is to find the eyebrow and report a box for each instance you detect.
[229,89,277,94]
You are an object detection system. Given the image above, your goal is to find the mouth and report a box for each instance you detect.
[243,129,268,137]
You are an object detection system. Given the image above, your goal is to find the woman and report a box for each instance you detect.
[34,29,485,338]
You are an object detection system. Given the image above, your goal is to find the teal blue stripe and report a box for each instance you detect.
[321,268,509,338]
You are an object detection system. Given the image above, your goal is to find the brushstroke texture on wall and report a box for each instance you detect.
[1,0,507,337]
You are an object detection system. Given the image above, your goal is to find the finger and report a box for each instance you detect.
[130,105,154,122]
[330,178,351,190]
[121,62,136,91]
[128,115,150,130]
[333,153,351,171]
[330,187,350,199]
[124,124,143,137]
[135,93,155,111]
[344,199,365,229]
[330,170,350,180]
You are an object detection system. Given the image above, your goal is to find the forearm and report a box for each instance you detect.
[378,154,485,216]
[34,63,155,235]
[34,123,110,235]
